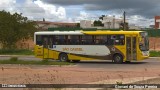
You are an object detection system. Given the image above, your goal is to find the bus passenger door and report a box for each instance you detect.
[43,36,49,59]
[126,36,137,61]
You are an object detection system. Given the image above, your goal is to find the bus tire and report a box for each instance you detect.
[59,53,68,62]
[113,54,123,64]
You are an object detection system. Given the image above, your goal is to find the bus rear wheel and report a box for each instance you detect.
[113,54,123,64]
[59,53,69,62]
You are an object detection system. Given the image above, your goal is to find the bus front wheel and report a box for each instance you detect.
[59,53,68,62]
[113,54,123,64]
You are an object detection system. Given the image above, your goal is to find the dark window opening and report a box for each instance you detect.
[36,35,43,46]
[36,34,125,46]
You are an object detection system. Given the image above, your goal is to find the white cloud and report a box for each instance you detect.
[0,0,16,6]
[74,11,98,22]
[128,15,154,27]
[0,0,67,22]
[76,11,89,20]
[0,0,16,12]
[97,13,154,27]
[22,0,67,21]
[0,0,154,27]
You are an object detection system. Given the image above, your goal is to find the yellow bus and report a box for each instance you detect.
[34,30,149,63]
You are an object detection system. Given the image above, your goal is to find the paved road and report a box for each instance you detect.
[75,58,160,71]
[0,55,160,71]
[0,55,42,61]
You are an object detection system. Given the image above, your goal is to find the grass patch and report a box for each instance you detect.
[10,57,18,62]
[0,59,73,65]
[0,49,34,55]
[150,51,160,57]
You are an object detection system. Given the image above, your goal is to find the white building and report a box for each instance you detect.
[80,20,92,28]
[36,21,78,30]
[80,16,129,29]
[102,16,124,29]
[129,24,141,30]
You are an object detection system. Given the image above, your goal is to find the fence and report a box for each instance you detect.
[145,30,160,37]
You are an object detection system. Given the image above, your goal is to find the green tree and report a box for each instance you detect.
[119,22,129,30]
[0,10,37,49]
[77,23,80,27]
[99,15,105,20]
[94,20,104,26]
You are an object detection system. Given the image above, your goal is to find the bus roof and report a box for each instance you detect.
[34,31,83,35]
[34,30,145,35]
[83,30,143,35]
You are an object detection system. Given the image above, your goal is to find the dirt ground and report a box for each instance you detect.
[0,64,160,85]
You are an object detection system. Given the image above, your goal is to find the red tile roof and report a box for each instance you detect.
[36,21,78,26]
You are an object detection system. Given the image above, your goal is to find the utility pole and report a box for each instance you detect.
[123,11,126,30]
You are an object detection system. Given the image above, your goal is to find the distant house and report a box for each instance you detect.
[36,21,78,31]
[155,16,160,29]
[80,16,127,29]
[129,24,141,30]
[102,16,125,29]
[149,25,155,29]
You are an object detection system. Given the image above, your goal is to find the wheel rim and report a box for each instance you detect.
[60,54,67,62]
[114,55,122,63]
[61,56,66,61]
[115,56,121,62]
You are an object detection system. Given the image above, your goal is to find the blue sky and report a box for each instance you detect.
[16,0,24,3]
[0,0,158,27]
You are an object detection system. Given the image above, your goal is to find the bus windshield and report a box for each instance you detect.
[139,32,149,51]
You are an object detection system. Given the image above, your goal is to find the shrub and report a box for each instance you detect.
[0,49,34,55]
[42,59,49,63]
[10,57,18,62]
[150,51,160,57]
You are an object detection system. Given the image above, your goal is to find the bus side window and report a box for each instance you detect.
[95,36,100,45]
[115,35,125,45]
[59,35,64,45]
[36,35,43,46]
[55,36,59,45]
[55,35,65,45]
[102,36,108,45]
[49,35,55,48]
[81,35,93,45]
[108,35,114,45]
[81,35,85,45]
[43,36,49,48]
[120,35,125,45]
[68,35,79,45]
[109,35,125,45]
